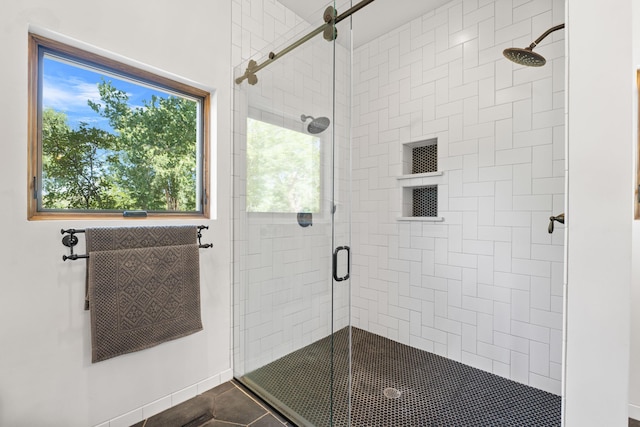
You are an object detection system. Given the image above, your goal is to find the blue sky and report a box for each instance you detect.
[42,55,169,132]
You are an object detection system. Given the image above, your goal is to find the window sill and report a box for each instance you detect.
[28,212,209,221]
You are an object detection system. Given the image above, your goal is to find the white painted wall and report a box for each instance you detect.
[0,1,232,426]
[351,0,565,394]
[564,0,633,425]
[629,0,640,421]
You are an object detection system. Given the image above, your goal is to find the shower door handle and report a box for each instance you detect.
[333,246,350,282]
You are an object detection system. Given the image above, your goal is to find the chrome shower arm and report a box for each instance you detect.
[529,24,565,49]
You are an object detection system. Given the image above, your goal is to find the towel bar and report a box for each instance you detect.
[61,225,212,261]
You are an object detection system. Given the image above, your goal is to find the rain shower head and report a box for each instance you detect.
[503,47,547,67]
[503,23,565,67]
[301,114,330,134]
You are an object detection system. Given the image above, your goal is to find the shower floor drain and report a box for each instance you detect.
[383,387,401,399]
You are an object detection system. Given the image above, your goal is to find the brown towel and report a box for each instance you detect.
[86,225,197,252]
[86,226,202,362]
[84,226,197,309]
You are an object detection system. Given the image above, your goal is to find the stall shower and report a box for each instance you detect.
[232,0,565,425]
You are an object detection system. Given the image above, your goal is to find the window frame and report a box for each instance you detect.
[27,33,210,220]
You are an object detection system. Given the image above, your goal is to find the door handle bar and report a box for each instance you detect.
[333,246,350,281]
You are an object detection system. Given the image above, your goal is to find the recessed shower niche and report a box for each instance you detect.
[398,138,443,221]
[409,142,437,174]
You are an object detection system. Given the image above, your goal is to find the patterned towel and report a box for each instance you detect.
[84,226,197,309]
[86,226,202,362]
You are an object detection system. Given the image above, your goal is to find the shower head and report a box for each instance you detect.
[503,23,565,67]
[301,114,330,134]
[503,47,547,67]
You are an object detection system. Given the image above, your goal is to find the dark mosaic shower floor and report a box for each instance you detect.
[241,327,561,427]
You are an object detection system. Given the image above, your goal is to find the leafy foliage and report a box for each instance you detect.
[41,81,199,212]
[42,108,120,209]
[246,119,320,213]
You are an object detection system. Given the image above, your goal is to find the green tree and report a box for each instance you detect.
[246,119,320,213]
[42,108,119,209]
[89,81,198,211]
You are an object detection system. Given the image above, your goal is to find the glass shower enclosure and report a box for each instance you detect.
[232,2,353,424]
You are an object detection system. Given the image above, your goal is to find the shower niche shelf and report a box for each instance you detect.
[403,137,437,175]
[397,138,443,222]
[397,171,443,181]
[398,184,444,222]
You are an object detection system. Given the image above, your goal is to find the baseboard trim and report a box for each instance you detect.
[94,369,234,427]
[629,403,640,422]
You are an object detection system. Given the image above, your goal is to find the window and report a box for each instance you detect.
[246,118,321,213]
[28,34,210,219]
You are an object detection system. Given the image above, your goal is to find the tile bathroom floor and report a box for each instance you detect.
[134,377,640,427]
[131,380,292,427]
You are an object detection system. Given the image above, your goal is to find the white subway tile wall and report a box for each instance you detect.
[232,0,352,376]
[233,0,564,396]
[351,0,564,395]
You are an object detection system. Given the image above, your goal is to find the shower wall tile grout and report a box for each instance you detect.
[351,0,565,395]
[232,0,564,398]
[232,0,352,377]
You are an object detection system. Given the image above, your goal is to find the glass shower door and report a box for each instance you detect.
[232,2,352,425]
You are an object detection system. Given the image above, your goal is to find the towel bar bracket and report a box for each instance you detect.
[62,234,78,248]
[61,228,87,261]
[197,225,213,249]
